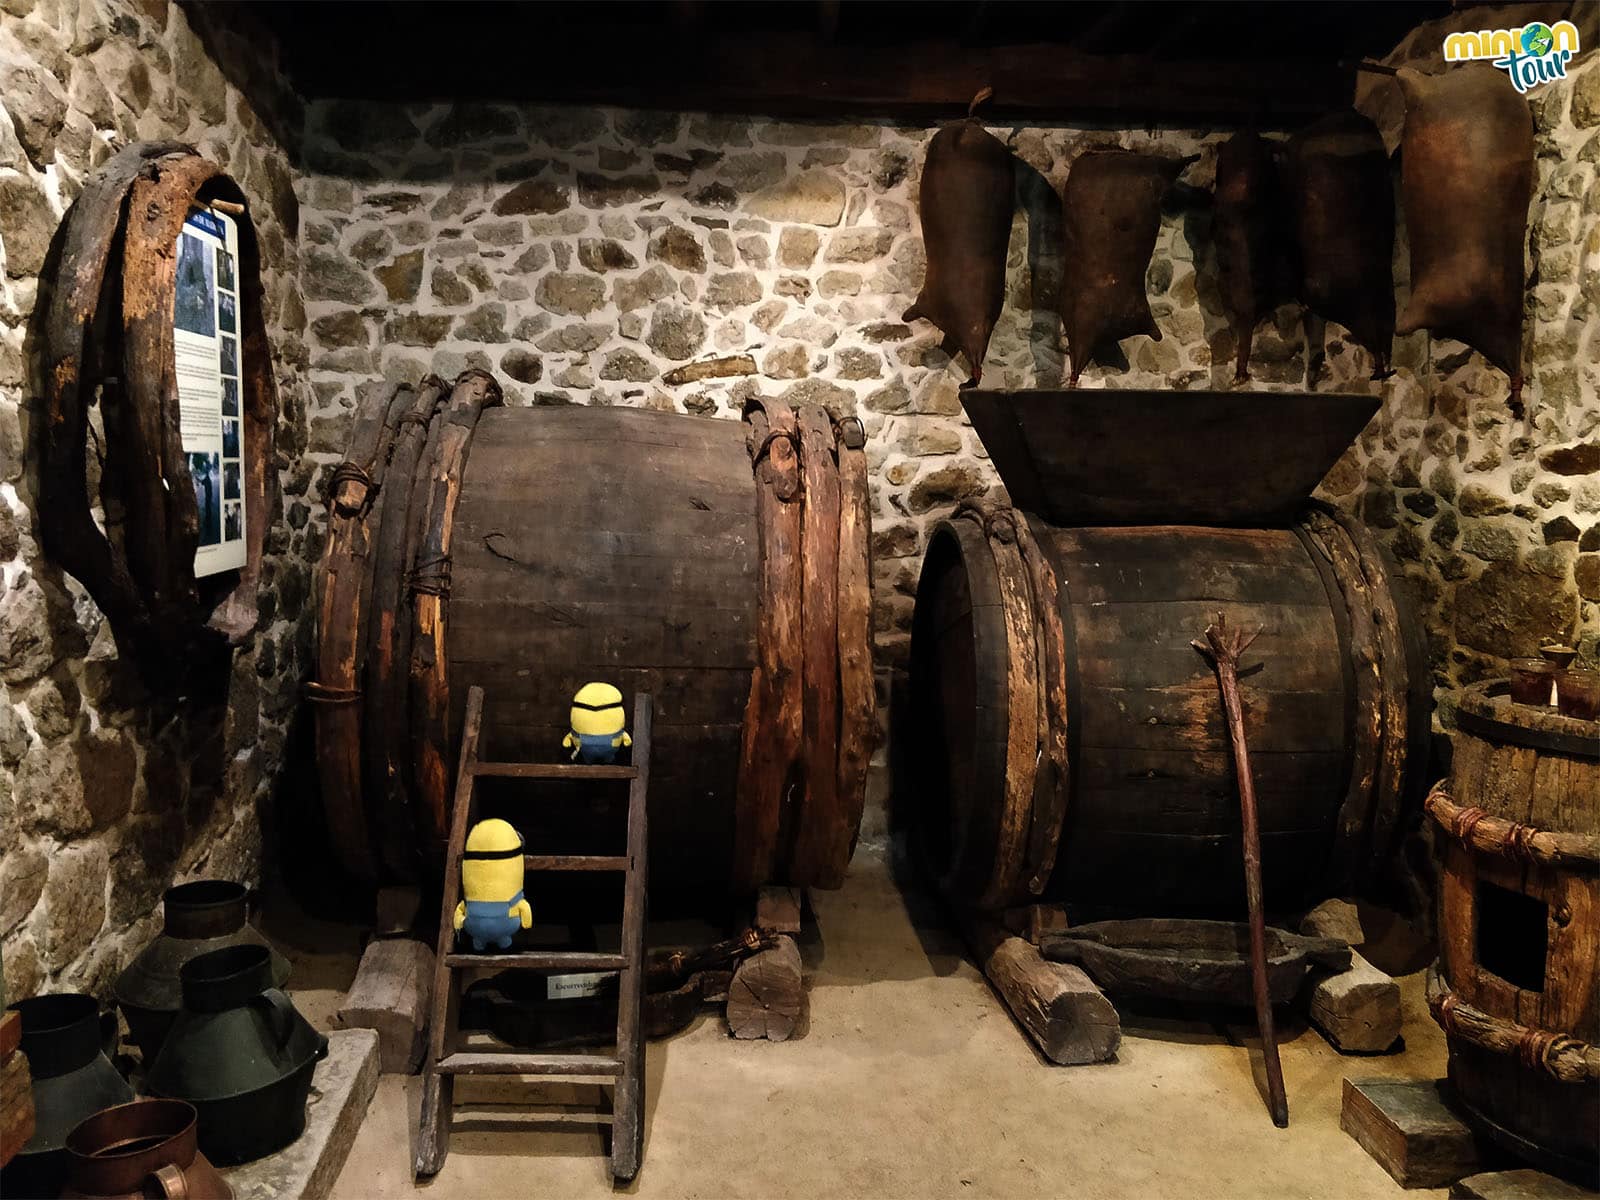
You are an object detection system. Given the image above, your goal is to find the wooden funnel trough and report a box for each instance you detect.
[960,388,1378,527]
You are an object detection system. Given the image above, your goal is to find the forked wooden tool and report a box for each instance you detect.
[1194,611,1288,1128]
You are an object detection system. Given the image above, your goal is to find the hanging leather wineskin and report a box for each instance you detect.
[1214,130,1296,383]
[904,91,1015,385]
[1395,63,1534,414]
[1060,150,1191,384]
[1285,111,1395,378]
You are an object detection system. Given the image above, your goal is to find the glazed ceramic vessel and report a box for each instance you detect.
[61,1098,232,1200]
[113,880,290,1061]
[0,994,134,1198]
[145,944,326,1165]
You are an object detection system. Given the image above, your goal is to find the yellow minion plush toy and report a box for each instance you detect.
[562,682,632,764]
[453,819,533,951]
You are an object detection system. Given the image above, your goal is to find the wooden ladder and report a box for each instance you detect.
[415,684,651,1182]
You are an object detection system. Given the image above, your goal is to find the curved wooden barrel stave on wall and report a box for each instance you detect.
[908,505,1428,914]
[1427,683,1599,1183]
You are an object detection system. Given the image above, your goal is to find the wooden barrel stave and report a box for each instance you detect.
[910,513,1420,915]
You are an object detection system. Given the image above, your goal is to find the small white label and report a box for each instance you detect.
[546,972,608,1001]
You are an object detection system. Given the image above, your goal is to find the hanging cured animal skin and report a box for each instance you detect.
[903,89,1015,384]
[1214,131,1295,383]
[1285,111,1395,378]
[1395,64,1534,415]
[1061,150,1191,385]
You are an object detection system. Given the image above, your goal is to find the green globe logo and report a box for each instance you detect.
[1521,22,1554,56]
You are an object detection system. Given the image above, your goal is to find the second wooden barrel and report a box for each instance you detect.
[907,503,1429,913]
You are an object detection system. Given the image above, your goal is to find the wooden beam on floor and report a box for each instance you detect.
[962,915,1120,1066]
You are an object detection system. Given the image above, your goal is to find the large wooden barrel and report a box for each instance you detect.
[447,406,757,897]
[1426,682,1599,1183]
[907,503,1429,913]
[313,394,873,904]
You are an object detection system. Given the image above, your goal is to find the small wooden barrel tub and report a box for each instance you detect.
[1426,681,1600,1183]
[906,503,1430,913]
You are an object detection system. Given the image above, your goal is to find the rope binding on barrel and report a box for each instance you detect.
[408,554,453,599]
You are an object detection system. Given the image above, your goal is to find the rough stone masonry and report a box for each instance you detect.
[0,0,1595,1000]
[0,0,313,1002]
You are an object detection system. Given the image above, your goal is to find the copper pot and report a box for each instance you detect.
[62,1099,231,1200]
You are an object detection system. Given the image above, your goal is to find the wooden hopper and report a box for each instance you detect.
[959,388,1379,527]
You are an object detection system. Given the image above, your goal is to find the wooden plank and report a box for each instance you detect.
[364,379,448,880]
[734,399,803,891]
[409,372,502,856]
[611,692,651,1182]
[312,382,411,884]
[1076,682,1346,753]
[336,938,433,1073]
[285,27,1355,121]
[474,763,637,781]
[522,855,630,872]
[831,416,874,891]
[786,407,842,886]
[436,1052,623,1077]
[415,686,485,1179]
[444,952,627,971]
[961,915,1120,1065]
[1341,1079,1495,1189]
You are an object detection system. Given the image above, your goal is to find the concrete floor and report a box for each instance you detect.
[281,861,1450,1200]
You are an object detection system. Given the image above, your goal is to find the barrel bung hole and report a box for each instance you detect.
[1475,880,1548,993]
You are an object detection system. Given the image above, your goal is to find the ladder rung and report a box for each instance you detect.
[473,762,638,781]
[524,854,629,872]
[436,1051,624,1077]
[446,951,628,971]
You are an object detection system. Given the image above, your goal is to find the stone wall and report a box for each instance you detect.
[293,105,1253,771]
[0,0,313,1002]
[1348,28,1600,726]
[295,68,1598,758]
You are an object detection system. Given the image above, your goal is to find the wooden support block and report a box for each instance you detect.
[1451,1169,1600,1199]
[1342,1078,1496,1189]
[755,886,802,935]
[962,916,1120,1066]
[1,1046,35,1169]
[727,935,803,1041]
[375,886,423,939]
[1304,950,1402,1054]
[336,938,433,1074]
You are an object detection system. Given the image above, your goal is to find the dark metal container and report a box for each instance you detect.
[113,880,290,1061]
[0,994,134,1198]
[61,1099,232,1200]
[145,945,326,1166]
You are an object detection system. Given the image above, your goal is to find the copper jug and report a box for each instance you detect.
[62,1099,231,1200]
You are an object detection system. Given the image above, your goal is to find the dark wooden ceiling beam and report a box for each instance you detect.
[346,33,1353,122]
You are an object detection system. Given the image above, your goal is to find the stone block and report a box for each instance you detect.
[222,1029,379,1200]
